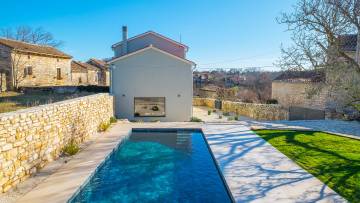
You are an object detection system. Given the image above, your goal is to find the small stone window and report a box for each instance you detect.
[27,67,33,75]
[78,77,82,84]
[27,55,31,59]
[23,66,33,77]
[56,68,62,80]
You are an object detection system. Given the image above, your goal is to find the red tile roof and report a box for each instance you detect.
[0,38,72,59]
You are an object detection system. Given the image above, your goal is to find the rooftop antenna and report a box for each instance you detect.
[179,34,182,43]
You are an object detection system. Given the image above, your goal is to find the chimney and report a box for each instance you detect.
[122,26,128,55]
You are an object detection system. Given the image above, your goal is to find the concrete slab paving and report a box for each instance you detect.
[202,122,345,203]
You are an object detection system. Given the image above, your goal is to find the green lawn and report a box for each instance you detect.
[254,130,360,203]
[0,91,92,113]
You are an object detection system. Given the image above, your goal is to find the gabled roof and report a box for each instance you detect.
[87,58,109,71]
[339,34,358,52]
[111,31,188,50]
[108,45,195,66]
[71,61,98,73]
[274,70,325,83]
[71,61,88,73]
[0,38,72,59]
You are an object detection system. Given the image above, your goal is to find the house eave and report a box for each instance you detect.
[108,45,195,66]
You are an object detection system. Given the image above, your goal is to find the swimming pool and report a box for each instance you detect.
[69,129,232,202]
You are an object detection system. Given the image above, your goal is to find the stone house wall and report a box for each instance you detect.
[272,81,328,110]
[0,93,114,192]
[193,98,288,120]
[71,72,88,85]
[0,44,72,90]
[87,70,98,85]
[0,45,12,91]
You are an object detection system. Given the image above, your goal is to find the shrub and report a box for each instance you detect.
[234,116,239,121]
[208,110,212,115]
[190,117,202,122]
[218,115,223,119]
[227,117,234,121]
[223,112,230,116]
[242,99,253,103]
[266,99,278,104]
[63,140,80,156]
[98,121,110,132]
[110,116,117,123]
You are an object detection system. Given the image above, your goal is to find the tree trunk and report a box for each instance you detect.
[356,32,360,64]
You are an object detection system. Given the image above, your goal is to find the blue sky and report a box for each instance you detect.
[0,0,296,71]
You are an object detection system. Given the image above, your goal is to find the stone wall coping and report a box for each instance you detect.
[0,93,110,119]
[222,100,284,108]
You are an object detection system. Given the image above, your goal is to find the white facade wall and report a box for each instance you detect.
[110,48,193,121]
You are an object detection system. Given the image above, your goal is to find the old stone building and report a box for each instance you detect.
[272,70,327,110]
[0,38,72,90]
[86,58,109,86]
[71,61,100,85]
[272,34,359,119]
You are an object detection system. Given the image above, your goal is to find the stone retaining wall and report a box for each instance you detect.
[0,93,114,192]
[193,98,288,120]
[192,97,216,108]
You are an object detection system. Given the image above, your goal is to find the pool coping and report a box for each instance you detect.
[68,127,235,202]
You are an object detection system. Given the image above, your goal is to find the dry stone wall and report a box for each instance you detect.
[193,98,288,120]
[0,93,114,192]
[192,97,216,108]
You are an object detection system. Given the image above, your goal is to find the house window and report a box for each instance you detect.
[27,66,33,75]
[134,97,165,117]
[78,77,82,84]
[23,66,33,77]
[27,55,31,59]
[56,68,62,80]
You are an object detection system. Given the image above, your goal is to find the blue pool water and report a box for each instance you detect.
[69,129,232,203]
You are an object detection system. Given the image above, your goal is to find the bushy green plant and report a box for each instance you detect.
[227,117,234,121]
[353,103,360,111]
[266,99,279,104]
[110,116,117,123]
[218,115,223,119]
[98,121,110,132]
[208,110,212,115]
[223,112,230,116]
[63,140,79,156]
[190,117,202,122]
[234,116,239,121]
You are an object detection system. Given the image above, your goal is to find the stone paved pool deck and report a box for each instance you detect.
[11,107,358,202]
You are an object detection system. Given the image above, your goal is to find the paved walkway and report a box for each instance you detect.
[203,123,344,202]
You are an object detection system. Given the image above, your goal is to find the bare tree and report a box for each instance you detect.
[277,0,360,110]
[0,26,63,90]
[10,52,27,90]
[0,26,63,47]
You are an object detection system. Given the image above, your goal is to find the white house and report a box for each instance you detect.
[109,26,195,121]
